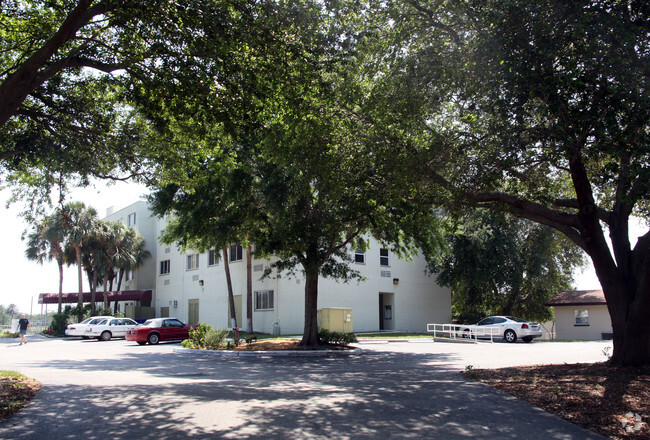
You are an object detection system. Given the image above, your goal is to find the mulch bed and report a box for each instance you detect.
[230,338,352,351]
[0,374,41,421]
[470,362,649,440]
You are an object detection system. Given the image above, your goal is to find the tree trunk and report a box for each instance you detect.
[596,267,650,366]
[223,247,237,329]
[75,245,84,322]
[57,259,64,314]
[91,269,98,315]
[102,272,110,309]
[300,271,320,347]
[246,245,253,333]
[116,268,124,292]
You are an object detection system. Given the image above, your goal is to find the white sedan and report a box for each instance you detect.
[85,318,140,341]
[459,316,543,343]
[65,316,114,338]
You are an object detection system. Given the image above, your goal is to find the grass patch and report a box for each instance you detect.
[0,371,41,421]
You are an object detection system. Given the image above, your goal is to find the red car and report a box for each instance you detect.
[126,317,194,345]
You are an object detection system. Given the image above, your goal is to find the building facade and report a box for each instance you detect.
[546,290,612,340]
[104,201,451,335]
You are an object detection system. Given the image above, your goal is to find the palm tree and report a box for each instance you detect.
[115,229,151,291]
[57,202,98,321]
[25,215,68,314]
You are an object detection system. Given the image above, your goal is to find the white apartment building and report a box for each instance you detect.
[105,201,451,335]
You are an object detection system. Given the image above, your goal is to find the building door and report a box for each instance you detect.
[228,295,243,328]
[160,307,169,318]
[188,299,200,325]
[379,293,395,331]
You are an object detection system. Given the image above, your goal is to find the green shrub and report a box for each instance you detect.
[204,329,229,350]
[318,328,358,346]
[1,330,19,338]
[50,313,70,336]
[184,323,214,349]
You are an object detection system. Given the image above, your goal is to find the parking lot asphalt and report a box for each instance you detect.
[0,335,610,440]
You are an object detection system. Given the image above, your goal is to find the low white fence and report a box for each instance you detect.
[426,323,500,343]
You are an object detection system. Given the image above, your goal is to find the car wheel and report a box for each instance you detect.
[522,336,533,343]
[100,331,112,341]
[504,329,517,343]
[137,341,146,346]
[462,329,472,339]
[147,333,160,345]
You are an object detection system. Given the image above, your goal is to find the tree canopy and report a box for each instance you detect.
[430,210,586,324]
[381,0,649,364]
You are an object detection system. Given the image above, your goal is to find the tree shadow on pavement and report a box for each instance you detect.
[0,348,605,440]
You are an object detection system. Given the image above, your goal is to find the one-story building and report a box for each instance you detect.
[545,289,613,340]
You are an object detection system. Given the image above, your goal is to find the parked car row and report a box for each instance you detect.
[65,316,194,344]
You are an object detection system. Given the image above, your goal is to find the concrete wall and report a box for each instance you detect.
[553,305,612,340]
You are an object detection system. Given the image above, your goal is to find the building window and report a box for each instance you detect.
[160,260,170,275]
[125,270,134,281]
[380,248,390,267]
[574,309,589,326]
[127,212,136,227]
[255,290,274,311]
[208,249,220,266]
[354,248,365,264]
[229,244,243,262]
[187,254,199,270]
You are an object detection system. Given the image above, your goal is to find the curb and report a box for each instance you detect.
[173,347,363,357]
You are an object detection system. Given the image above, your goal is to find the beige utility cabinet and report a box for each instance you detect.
[318,307,353,332]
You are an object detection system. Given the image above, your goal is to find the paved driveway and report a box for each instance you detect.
[0,336,610,439]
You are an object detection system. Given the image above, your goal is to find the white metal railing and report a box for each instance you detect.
[426,323,500,343]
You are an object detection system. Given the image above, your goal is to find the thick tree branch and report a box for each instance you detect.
[0,0,116,128]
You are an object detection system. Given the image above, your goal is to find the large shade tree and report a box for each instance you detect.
[144,1,439,347]
[379,0,650,365]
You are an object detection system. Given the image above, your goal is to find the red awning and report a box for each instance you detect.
[38,290,152,304]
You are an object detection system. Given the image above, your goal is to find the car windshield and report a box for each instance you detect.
[89,318,105,324]
[142,320,156,327]
[80,318,92,324]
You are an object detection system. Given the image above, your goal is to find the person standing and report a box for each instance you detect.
[18,314,29,345]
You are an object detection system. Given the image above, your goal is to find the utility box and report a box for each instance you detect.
[318,308,353,332]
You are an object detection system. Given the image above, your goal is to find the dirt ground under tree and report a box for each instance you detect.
[470,362,649,440]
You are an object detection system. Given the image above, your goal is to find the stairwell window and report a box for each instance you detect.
[229,244,243,262]
[255,290,274,311]
[208,249,220,266]
[354,248,365,264]
[380,248,390,267]
[187,254,199,270]
[160,260,170,275]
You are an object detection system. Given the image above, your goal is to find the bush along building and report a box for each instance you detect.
[103,201,451,335]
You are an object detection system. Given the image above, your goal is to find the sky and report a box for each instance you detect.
[2,179,642,316]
